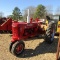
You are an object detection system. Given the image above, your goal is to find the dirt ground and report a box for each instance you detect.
[0,34,59,60]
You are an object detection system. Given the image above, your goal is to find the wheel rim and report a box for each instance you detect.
[15,44,23,54]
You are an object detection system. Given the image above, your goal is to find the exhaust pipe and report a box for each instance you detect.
[27,9,30,23]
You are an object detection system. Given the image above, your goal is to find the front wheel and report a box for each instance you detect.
[11,40,25,56]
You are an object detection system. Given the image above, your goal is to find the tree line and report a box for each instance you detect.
[0,4,60,21]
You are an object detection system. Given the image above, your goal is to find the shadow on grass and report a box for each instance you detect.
[18,37,59,58]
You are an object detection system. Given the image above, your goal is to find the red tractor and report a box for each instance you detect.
[9,9,55,56]
[9,19,56,56]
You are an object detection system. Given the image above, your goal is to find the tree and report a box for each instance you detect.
[23,6,36,21]
[34,4,46,19]
[55,6,60,15]
[7,15,13,18]
[0,12,4,18]
[45,5,53,18]
[12,7,22,21]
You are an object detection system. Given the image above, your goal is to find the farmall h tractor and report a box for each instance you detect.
[9,9,55,56]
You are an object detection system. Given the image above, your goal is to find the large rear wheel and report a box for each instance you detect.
[45,21,55,43]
